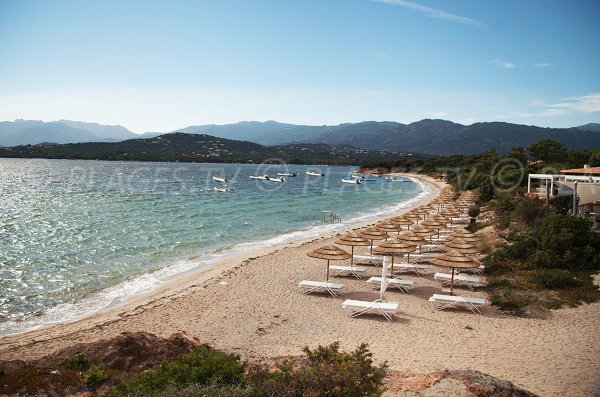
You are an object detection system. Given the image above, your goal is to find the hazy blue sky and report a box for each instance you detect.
[0,0,599,132]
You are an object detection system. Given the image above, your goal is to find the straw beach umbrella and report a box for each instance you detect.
[421,220,447,239]
[335,233,371,266]
[412,226,437,244]
[412,208,429,220]
[442,238,480,255]
[430,250,480,294]
[376,223,403,235]
[307,245,352,282]
[373,239,416,277]
[390,217,414,230]
[359,228,389,254]
[397,231,429,253]
[447,230,483,243]
[404,213,422,224]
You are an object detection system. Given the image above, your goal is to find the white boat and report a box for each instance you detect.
[351,174,364,179]
[268,177,285,182]
[249,175,269,180]
[213,187,229,192]
[306,171,325,176]
[341,178,361,184]
[277,172,297,177]
[212,176,228,183]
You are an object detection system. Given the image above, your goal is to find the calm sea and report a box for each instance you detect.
[0,158,427,335]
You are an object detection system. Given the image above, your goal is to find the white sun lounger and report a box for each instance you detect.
[342,299,399,321]
[394,263,429,275]
[298,280,344,297]
[462,265,485,275]
[329,265,368,279]
[367,277,414,293]
[429,294,486,313]
[354,255,383,266]
[433,272,483,290]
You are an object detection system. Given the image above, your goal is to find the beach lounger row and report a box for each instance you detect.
[433,272,483,290]
[429,294,485,313]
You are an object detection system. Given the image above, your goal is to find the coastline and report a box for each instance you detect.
[0,173,438,341]
[0,173,432,338]
[2,173,599,396]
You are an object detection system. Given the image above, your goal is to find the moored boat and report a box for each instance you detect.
[277,172,297,177]
[249,175,269,180]
[341,178,361,184]
[212,176,228,183]
[213,187,229,192]
[268,177,285,182]
[306,171,325,176]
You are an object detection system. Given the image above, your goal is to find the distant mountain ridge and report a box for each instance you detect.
[0,132,413,165]
[1,118,599,155]
[0,119,138,147]
[577,123,600,132]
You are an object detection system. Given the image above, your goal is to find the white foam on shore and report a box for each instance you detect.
[0,177,431,336]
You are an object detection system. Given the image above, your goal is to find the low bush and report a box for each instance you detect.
[82,364,112,386]
[107,342,387,397]
[107,345,245,397]
[62,353,90,371]
[529,269,578,289]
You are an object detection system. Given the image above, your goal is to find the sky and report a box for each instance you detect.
[0,0,599,133]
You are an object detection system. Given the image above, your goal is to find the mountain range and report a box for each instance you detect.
[1,119,599,155]
[0,133,412,165]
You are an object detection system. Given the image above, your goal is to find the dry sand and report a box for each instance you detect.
[1,174,599,397]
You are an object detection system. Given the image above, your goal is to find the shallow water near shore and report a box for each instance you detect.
[0,158,426,335]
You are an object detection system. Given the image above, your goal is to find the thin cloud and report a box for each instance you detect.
[457,117,478,125]
[517,93,600,117]
[428,111,447,118]
[376,51,392,60]
[532,63,552,68]
[490,60,516,69]
[373,0,483,27]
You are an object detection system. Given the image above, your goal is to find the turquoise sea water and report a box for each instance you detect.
[0,158,427,335]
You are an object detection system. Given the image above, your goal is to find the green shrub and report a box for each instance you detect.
[530,269,578,289]
[62,353,90,371]
[249,342,387,397]
[107,345,245,397]
[468,205,480,219]
[82,364,112,386]
[490,290,528,313]
[532,214,600,271]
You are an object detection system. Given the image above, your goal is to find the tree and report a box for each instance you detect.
[527,139,567,163]
[589,149,600,167]
[468,205,481,225]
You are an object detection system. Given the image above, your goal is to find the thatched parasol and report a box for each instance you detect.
[397,231,429,253]
[430,250,480,293]
[376,223,403,234]
[390,217,414,229]
[412,226,437,243]
[404,213,422,224]
[442,238,480,255]
[412,208,429,220]
[373,239,416,277]
[307,245,352,281]
[335,233,371,266]
[359,228,390,254]
[421,220,447,239]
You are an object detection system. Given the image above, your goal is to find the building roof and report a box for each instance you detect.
[560,167,600,176]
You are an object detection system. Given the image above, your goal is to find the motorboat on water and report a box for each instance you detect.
[213,187,229,192]
[249,175,269,180]
[306,171,325,176]
[212,176,228,183]
[351,174,364,179]
[277,172,297,177]
[341,178,361,184]
[268,177,285,182]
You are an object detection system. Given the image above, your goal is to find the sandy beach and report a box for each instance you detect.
[1,174,599,397]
